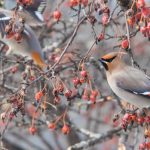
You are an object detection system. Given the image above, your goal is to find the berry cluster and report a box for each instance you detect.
[73,65,99,103]
[51,80,72,104]
[113,111,150,150]
[1,93,25,123]
[127,0,150,38]
[94,2,110,25]
[48,111,70,134]
[139,142,150,150]
[5,18,25,42]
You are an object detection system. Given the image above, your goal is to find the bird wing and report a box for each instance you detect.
[115,66,150,98]
[23,0,47,22]
[4,0,47,22]
[0,13,11,38]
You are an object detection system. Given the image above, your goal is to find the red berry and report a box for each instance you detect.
[97,33,104,41]
[142,7,150,17]
[61,124,70,134]
[29,75,36,81]
[137,117,145,125]
[11,66,18,74]
[6,32,14,39]
[53,10,62,21]
[90,95,96,103]
[102,14,109,25]
[145,116,150,123]
[64,90,72,98]
[48,122,56,130]
[69,0,78,7]
[80,77,85,83]
[140,26,147,33]
[53,88,58,96]
[35,91,43,101]
[80,70,87,78]
[91,90,98,97]
[29,126,37,135]
[17,0,32,6]
[123,113,131,121]
[130,114,137,121]
[121,39,129,49]
[136,0,145,8]
[73,77,80,87]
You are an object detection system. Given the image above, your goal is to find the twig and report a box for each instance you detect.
[67,127,122,150]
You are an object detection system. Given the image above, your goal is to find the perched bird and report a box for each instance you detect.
[99,52,150,109]
[3,0,47,26]
[0,12,46,68]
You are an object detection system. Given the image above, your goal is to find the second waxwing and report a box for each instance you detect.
[99,52,150,109]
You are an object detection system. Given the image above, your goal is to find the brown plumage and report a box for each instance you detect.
[99,52,150,109]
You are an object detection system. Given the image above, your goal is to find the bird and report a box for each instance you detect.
[99,52,150,109]
[2,0,47,28]
[0,2,47,68]
[3,0,47,26]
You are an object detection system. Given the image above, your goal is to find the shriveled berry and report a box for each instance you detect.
[11,66,18,74]
[144,129,150,138]
[1,113,6,122]
[53,88,58,96]
[14,33,22,42]
[58,83,64,92]
[64,90,72,98]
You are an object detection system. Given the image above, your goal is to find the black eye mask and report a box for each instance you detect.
[101,55,117,63]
